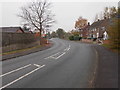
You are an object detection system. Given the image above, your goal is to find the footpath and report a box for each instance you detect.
[1,41,53,61]
[93,44,118,88]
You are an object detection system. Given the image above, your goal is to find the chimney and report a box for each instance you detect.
[88,22,90,26]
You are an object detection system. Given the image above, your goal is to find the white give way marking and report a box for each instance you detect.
[0,64,45,89]
[0,64,31,77]
[45,44,71,60]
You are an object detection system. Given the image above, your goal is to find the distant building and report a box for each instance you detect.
[0,27,24,33]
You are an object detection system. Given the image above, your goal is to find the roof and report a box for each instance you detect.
[89,19,110,29]
[83,25,90,30]
[24,30,33,33]
[0,27,24,33]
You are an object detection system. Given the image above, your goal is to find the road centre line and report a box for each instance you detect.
[0,64,45,89]
[0,64,31,77]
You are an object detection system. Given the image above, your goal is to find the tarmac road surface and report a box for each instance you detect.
[1,38,97,88]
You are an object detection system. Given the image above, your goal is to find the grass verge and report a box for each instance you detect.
[0,45,43,55]
[102,44,119,53]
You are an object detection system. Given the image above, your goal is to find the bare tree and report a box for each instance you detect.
[103,7,110,19]
[18,0,55,45]
[94,14,99,22]
[99,11,104,20]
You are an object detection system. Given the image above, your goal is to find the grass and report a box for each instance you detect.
[102,44,120,53]
[102,44,112,48]
[0,45,43,55]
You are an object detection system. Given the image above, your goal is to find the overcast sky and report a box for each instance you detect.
[0,0,119,32]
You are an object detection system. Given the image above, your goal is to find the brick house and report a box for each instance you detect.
[80,19,110,40]
[88,19,110,40]
[79,22,90,38]
[0,27,24,33]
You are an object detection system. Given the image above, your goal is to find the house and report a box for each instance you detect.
[24,30,33,34]
[79,19,110,40]
[34,29,46,38]
[88,19,110,40]
[103,31,109,40]
[79,22,90,38]
[0,27,24,33]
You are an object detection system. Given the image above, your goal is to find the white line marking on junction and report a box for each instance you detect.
[55,52,66,59]
[64,48,67,51]
[0,64,45,89]
[0,64,31,77]
[44,52,60,59]
[45,44,70,60]
[34,64,42,68]
[64,44,71,51]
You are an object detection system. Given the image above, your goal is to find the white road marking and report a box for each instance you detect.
[69,44,71,48]
[55,52,66,59]
[33,64,42,68]
[44,52,60,59]
[64,44,71,51]
[64,48,67,51]
[0,64,45,89]
[45,44,71,60]
[67,47,70,51]
[0,64,31,77]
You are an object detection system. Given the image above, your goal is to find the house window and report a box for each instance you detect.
[95,28,96,31]
[81,34,83,37]
[101,27,105,30]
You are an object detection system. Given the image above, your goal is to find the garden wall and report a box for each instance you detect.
[1,32,46,53]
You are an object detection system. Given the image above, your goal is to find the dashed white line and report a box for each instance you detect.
[0,64,31,77]
[0,64,45,89]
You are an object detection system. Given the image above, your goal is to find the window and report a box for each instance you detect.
[101,27,105,30]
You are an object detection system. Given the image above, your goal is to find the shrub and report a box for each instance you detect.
[74,36,80,41]
[79,37,82,40]
[69,36,74,40]
[93,38,97,41]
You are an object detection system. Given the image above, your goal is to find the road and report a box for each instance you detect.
[1,38,98,88]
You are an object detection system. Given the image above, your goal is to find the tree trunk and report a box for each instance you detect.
[39,30,42,45]
[39,24,42,45]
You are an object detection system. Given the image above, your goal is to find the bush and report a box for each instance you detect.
[93,38,97,41]
[79,37,82,40]
[74,36,80,41]
[69,36,74,40]
[69,35,82,41]
[87,37,92,39]
[108,18,120,50]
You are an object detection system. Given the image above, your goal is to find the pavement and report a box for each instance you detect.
[93,44,118,88]
[0,38,118,88]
